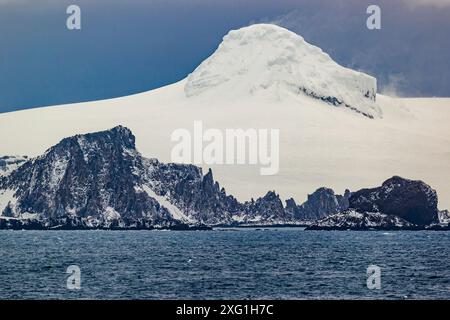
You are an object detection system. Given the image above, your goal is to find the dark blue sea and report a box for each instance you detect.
[0,228,449,299]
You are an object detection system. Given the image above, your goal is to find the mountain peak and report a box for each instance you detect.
[185,23,380,118]
[70,125,136,150]
[109,125,136,148]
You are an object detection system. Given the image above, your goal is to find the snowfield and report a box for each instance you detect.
[185,24,379,118]
[0,24,449,210]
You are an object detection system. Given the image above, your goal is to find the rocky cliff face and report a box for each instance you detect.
[0,126,305,229]
[0,127,446,230]
[349,176,439,226]
[236,191,292,225]
[0,126,176,229]
[285,188,350,221]
[143,162,242,225]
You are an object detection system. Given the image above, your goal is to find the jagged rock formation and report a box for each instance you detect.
[143,163,242,225]
[235,191,293,225]
[349,176,439,226]
[285,188,350,221]
[0,126,301,229]
[0,127,447,230]
[0,127,177,229]
[308,176,442,230]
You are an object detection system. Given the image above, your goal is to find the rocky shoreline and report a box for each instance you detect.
[1,126,448,231]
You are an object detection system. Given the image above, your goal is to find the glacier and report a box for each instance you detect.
[185,24,379,118]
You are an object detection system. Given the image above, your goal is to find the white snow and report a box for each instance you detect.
[76,136,90,163]
[316,210,412,228]
[231,214,246,222]
[0,24,449,210]
[141,185,193,223]
[0,189,16,214]
[185,24,379,118]
[48,155,69,189]
[438,210,450,224]
[104,206,121,221]
[20,212,38,220]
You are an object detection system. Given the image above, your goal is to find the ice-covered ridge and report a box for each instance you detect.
[185,24,380,118]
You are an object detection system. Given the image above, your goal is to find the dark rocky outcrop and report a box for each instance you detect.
[239,191,291,224]
[285,188,350,221]
[308,177,442,230]
[145,162,242,225]
[349,176,439,226]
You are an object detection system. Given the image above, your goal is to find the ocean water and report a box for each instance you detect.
[0,228,449,300]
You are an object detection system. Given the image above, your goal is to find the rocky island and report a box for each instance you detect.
[0,126,448,231]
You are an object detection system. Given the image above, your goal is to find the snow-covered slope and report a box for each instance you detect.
[186,24,379,118]
[0,24,449,210]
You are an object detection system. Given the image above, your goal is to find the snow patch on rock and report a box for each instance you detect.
[0,189,16,215]
[0,156,28,177]
[438,210,450,224]
[142,185,194,223]
[307,209,415,230]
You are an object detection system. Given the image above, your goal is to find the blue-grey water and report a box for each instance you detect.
[0,229,449,299]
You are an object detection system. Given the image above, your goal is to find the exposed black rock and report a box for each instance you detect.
[145,162,242,225]
[349,176,439,226]
[285,188,350,221]
[300,87,375,119]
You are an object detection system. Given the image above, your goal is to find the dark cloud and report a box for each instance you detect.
[267,0,450,97]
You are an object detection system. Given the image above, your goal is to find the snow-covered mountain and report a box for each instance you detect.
[185,24,379,118]
[0,23,449,212]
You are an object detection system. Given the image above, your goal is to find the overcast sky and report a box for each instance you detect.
[0,0,449,113]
